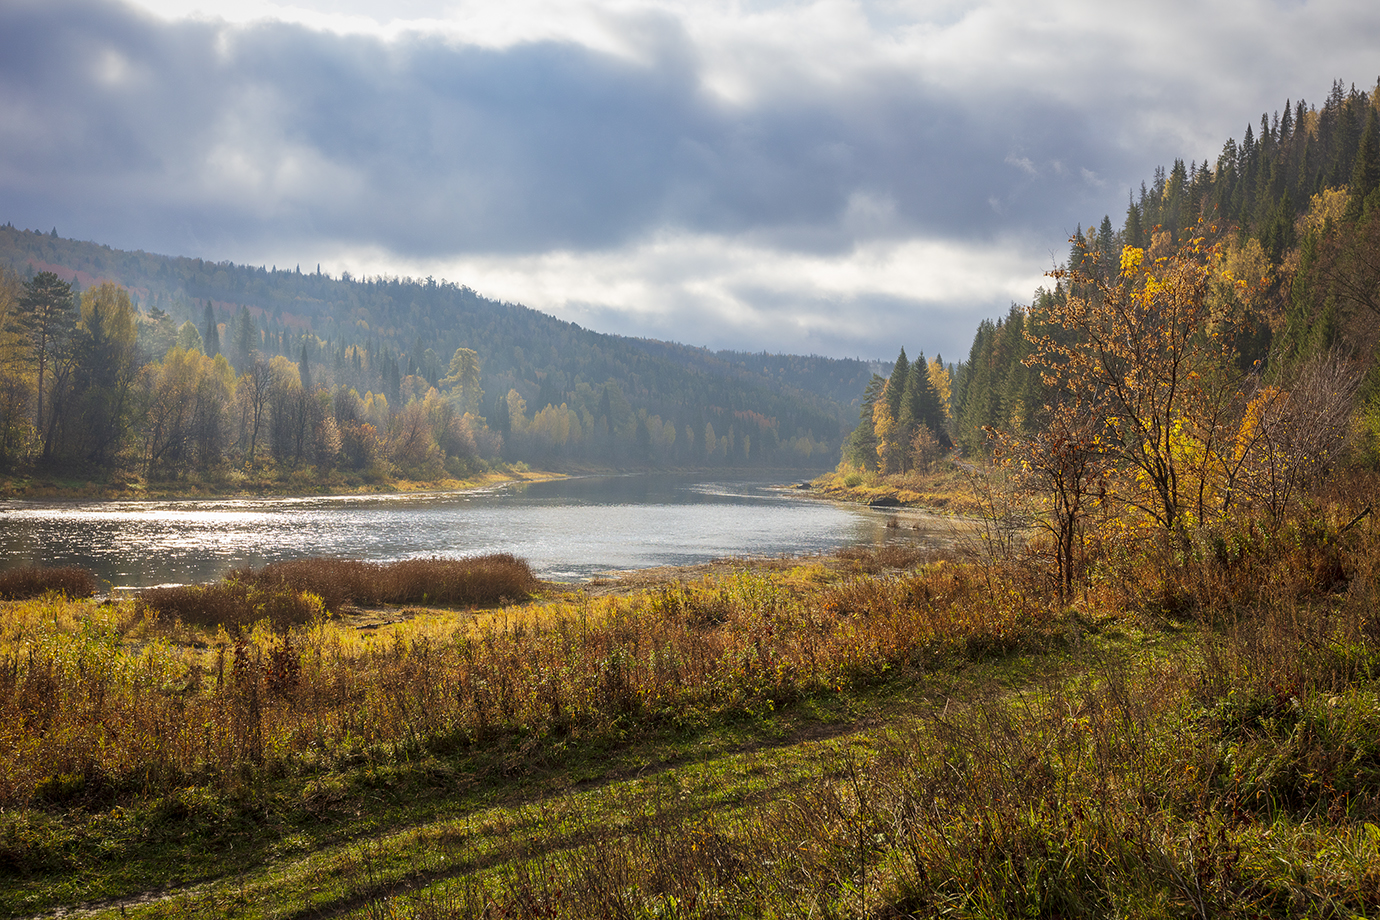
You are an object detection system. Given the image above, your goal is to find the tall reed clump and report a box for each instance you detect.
[0,565,97,600]
[133,554,537,633]
[234,554,539,611]
[136,580,326,630]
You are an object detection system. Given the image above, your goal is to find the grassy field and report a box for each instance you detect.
[5,487,1380,918]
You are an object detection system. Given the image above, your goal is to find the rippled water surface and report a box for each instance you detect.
[0,473,945,587]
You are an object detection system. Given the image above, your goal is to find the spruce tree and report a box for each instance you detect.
[202,301,220,356]
[897,352,946,465]
[845,374,884,469]
[885,347,909,423]
[229,307,257,372]
[300,343,313,394]
[1347,108,1380,220]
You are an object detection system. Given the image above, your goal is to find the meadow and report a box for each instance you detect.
[3,477,1380,918]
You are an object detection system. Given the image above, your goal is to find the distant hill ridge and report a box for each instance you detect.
[0,224,880,470]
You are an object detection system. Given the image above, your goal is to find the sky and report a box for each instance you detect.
[1,0,1378,361]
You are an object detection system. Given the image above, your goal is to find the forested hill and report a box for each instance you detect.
[0,226,874,473]
[836,77,1380,485]
[941,78,1380,457]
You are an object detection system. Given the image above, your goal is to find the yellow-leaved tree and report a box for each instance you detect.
[1025,226,1249,548]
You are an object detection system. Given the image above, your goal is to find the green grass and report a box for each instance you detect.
[0,645,1067,919]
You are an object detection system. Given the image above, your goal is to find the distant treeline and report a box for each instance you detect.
[0,230,875,479]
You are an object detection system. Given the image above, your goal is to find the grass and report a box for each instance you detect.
[133,555,540,630]
[6,480,1380,918]
[812,461,985,515]
[0,565,97,600]
[232,554,540,611]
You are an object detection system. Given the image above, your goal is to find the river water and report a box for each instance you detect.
[0,473,950,588]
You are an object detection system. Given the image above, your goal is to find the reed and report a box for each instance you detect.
[135,580,325,630]
[0,565,97,600]
[234,553,539,611]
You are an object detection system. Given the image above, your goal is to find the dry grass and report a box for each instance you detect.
[12,487,1380,917]
[813,461,985,515]
[136,580,327,630]
[0,558,1051,808]
[234,554,539,612]
[0,565,97,600]
[131,554,538,634]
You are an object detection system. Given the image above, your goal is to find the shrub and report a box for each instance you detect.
[0,566,97,600]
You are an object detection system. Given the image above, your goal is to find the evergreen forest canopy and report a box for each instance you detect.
[0,228,877,483]
[845,77,1380,594]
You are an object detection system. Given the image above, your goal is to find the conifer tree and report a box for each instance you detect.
[299,343,312,394]
[885,347,909,423]
[9,271,75,445]
[898,351,947,455]
[1347,108,1380,220]
[844,373,884,469]
[202,301,220,356]
[229,307,257,372]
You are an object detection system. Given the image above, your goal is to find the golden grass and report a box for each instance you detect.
[813,461,985,515]
[0,557,1051,807]
[236,554,539,611]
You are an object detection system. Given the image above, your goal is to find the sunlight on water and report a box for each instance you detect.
[0,473,948,588]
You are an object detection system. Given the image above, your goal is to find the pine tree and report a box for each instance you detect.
[9,271,75,446]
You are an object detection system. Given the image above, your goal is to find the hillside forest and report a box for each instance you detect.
[840,79,1380,584]
[0,233,870,488]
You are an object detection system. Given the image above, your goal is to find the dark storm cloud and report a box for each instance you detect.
[0,0,1113,262]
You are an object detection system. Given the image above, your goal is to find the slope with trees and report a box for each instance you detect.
[832,77,1380,604]
[0,230,873,489]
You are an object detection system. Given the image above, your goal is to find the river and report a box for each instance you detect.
[0,472,955,588]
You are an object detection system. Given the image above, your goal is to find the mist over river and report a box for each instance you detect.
[0,473,954,589]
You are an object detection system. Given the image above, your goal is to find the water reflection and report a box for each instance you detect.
[0,473,949,588]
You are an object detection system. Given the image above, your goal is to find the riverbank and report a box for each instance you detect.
[808,461,987,515]
[6,513,1380,918]
[0,464,564,502]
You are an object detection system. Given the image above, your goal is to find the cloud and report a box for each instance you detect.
[328,227,1049,359]
[0,0,1111,250]
[1,0,1378,359]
